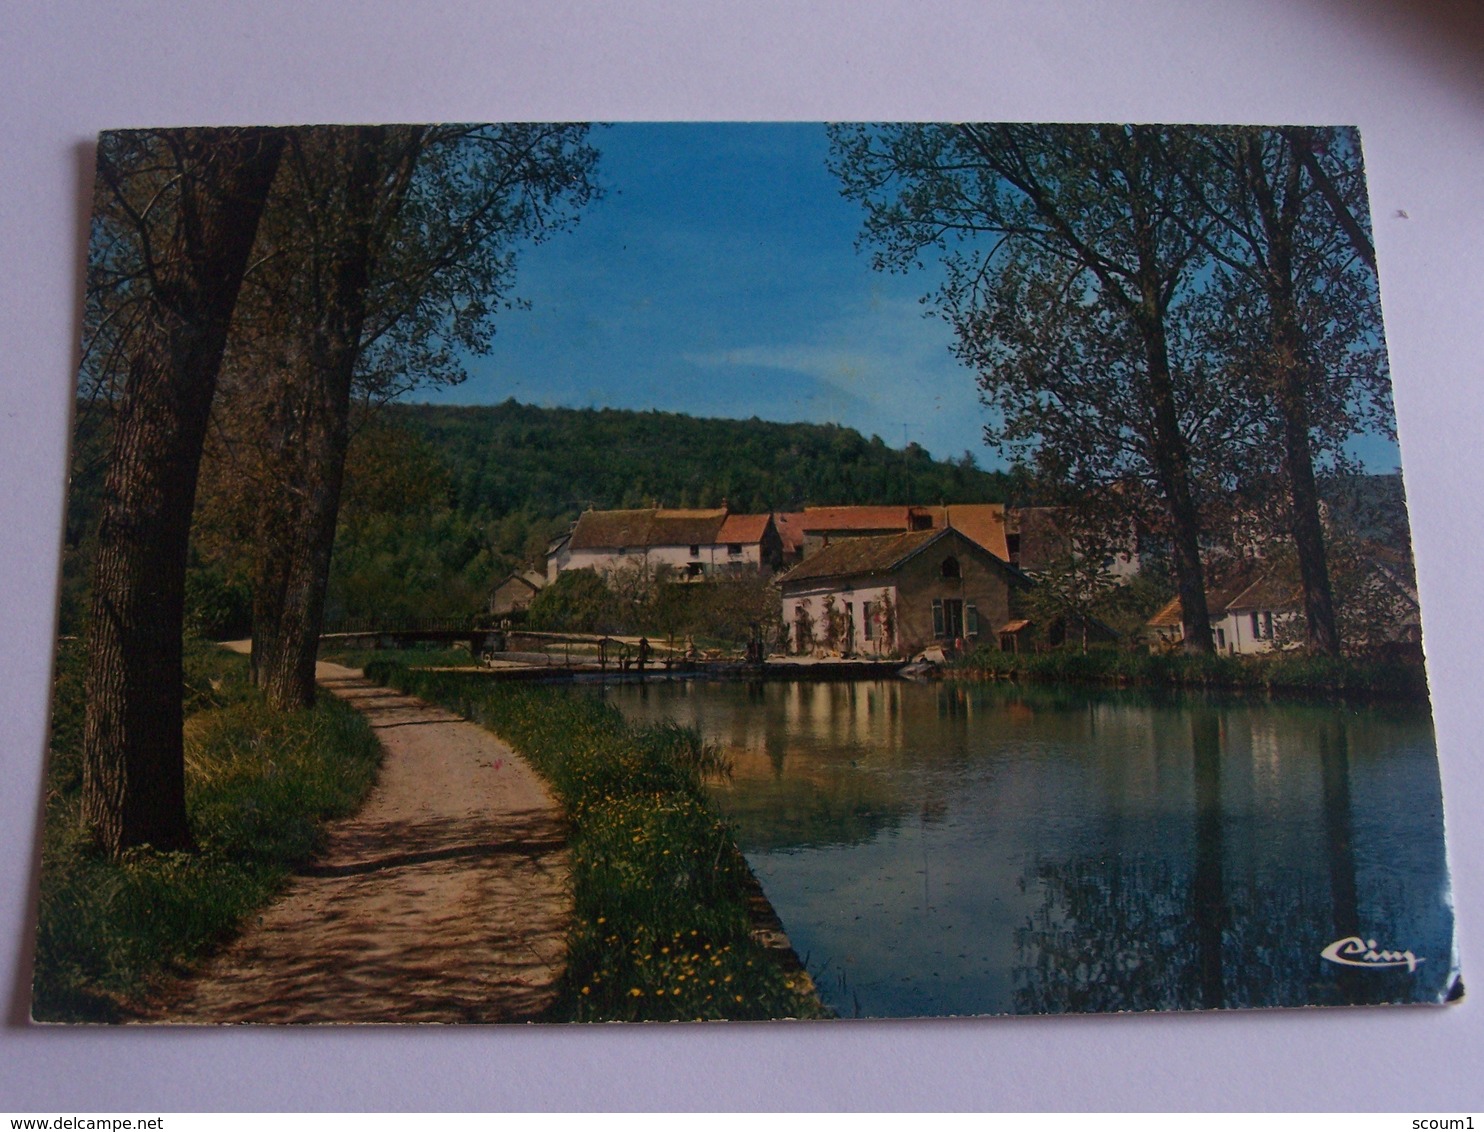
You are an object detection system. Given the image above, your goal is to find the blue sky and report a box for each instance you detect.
[422,122,1401,474]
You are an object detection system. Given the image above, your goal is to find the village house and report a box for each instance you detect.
[1145,573,1301,655]
[546,506,784,583]
[777,526,1031,658]
[489,569,546,617]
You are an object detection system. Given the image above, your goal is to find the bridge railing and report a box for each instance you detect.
[321,614,489,636]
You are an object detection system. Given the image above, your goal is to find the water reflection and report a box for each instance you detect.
[603,679,1455,1017]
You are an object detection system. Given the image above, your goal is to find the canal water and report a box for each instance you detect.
[602,678,1457,1018]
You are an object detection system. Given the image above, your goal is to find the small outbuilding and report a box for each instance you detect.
[490,570,547,617]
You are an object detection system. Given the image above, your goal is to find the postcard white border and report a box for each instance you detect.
[1,0,1479,1112]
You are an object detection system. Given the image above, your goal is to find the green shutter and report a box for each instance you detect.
[932,599,944,637]
[967,603,979,635]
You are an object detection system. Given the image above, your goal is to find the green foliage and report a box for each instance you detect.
[44,638,89,799]
[954,643,1427,699]
[61,398,1002,637]
[320,645,475,670]
[525,568,621,633]
[526,569,782,651]
[401,399,1011,522]
[1091,572,1176,640]
[325,509,498,625]
[365,664,825,1021]
[183,554,254,640]
[33,645,381,1021]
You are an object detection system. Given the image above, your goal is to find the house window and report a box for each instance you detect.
[966,603,979,636]
[686,562,704,578]
[1250,611,1274,640]
[1216,627,1226,649]
[727,543,743,556]
[863,600,877,641]
[845,601,855,652]
[934,598,964,639]
[689,544,700,558]
[941,556,961,579]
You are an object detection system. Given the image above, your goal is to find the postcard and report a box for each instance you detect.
[34,122,1459,1023]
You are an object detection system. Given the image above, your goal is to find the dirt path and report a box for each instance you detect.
[149,660,571,1024]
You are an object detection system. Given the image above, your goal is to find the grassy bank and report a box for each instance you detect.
[34,639,382,1022]
[363,660,825,1022]
[951,645,1428,700]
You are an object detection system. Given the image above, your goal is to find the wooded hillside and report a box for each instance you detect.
[60,399,1014,636]
[402,400,1011,518]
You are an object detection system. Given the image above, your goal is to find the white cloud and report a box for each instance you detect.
[682,291,996,461]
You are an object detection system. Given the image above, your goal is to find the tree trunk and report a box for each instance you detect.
[1251,136,1342,657]
[1126,126,1215,655]
[251,127,398,710]
[82,128,284,856]
[1155,441,1215,657]
[1276,344,1341,657]
[1130,251,1213,650]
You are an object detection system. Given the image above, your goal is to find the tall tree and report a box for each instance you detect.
[1170,127,1390,655]
[81,128,284,855]
[829,123,1240,653]
[205,124,601,708]
[240,126,422,708]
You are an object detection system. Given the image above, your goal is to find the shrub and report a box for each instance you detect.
[33,646,381,1021]
[951,643,1427,700]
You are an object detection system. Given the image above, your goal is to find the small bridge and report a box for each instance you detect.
[319,616,505,656]
[317,620,655,664]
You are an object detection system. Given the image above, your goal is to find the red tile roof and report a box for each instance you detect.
[773,512,807,554]
[917,503,1009,560]
[800,505,914,532]
[1146,595,1185,629]
[716,513,773,544]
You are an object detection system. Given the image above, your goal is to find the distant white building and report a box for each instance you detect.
[1146,573,1301,655]
[547,507,784,582]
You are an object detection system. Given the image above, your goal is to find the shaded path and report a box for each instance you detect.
[149,660,571,1024]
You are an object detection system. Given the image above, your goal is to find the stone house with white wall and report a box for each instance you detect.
[777,526,1030,658]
